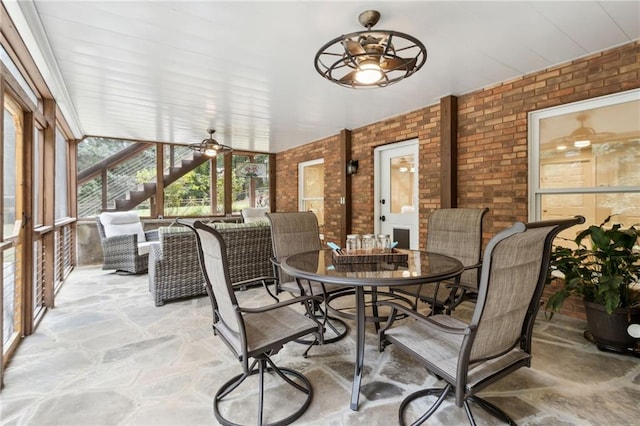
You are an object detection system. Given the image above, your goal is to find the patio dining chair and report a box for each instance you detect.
[379,216,584,425]
[393,207,488,314]
[179,219,322,426]
[267,212,348,348]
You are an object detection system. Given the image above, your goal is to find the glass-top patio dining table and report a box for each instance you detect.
[281,248,464,410]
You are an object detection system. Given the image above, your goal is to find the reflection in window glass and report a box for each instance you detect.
[3,107,17,236]
[232,154,270,213]
[390,155,415,214]
[531,89,640,232]
[299,159,324,226]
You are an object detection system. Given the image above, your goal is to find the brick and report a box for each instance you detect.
[275,41,640,320]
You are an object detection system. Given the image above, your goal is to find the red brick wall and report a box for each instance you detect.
[275,41,640,318]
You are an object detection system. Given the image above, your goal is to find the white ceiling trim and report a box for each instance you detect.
[5,0,83,138]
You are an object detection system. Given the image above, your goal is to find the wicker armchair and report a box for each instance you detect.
[96,212,158,274]
[149,223,275,306]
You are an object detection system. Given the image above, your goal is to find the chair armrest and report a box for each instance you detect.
[103,233,137,245]
[378,300,472,335]
[101,234,139,256]
[238,295,323,314]
[232,275,277,289]
[149,241,163,261]
[462,262,481,272]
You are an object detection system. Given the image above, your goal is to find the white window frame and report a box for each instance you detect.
[298,158,324,219]
[528,89,640,222]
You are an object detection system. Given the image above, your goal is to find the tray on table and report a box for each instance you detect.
[332,248,408,264]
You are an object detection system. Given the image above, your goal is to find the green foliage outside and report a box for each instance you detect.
[77,137,133,170]
[78,137,270,217]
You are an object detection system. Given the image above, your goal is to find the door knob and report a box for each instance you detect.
[379,215,386,222]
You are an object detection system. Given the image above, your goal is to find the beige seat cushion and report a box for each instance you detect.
[99,211,146,242]
[241,207,269,224]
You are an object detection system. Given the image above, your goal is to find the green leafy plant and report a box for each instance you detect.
[546,215,640,316]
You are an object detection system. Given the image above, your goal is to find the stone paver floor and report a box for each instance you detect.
[1,266,639,425]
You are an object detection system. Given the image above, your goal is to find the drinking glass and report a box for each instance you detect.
[362,234,376,253]
[377,234,390,253]
[346,234,361,253]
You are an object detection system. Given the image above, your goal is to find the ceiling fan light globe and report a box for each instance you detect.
[356,61,383,84]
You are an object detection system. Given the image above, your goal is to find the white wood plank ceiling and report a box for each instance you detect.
[5,1,639,153]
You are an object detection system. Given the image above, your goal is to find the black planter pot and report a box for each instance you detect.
[583,300,640,356]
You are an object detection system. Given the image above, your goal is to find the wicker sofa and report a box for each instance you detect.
[149,222,274,306]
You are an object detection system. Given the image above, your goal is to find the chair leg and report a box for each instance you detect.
[399,386,518,426]
[214,355,313,426]
[399,384,452,426]
[468,395,518,425]
[295,300,348,348]
[302,335,318,358]
[463,400,477,426]
[258,359,265,425]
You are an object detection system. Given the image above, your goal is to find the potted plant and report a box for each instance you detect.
[546,215,640,355]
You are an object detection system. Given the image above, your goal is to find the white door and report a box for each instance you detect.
[374,140,419,249]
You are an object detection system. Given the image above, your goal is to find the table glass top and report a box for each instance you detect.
[282,249,464,286]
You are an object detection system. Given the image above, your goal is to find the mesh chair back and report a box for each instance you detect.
[468,224,556,361]
[193,222,241,335]
[267,212,322,283]
[426,208,488,289]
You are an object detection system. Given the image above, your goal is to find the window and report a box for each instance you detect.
[298,159,324,226]
[54,127,68,219]
[529,89,640,236]
[3,94,24,353]
[77,138,272,218]
[232,153,270,213]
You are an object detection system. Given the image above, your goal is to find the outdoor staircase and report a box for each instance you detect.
[109,152,210,211]
[78,143,210,214]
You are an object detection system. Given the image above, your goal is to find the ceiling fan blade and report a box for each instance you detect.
[338,70,358,84]
[381,57,417,71]
[344,39,366,56]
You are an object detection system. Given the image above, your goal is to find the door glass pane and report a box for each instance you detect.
[390,155,415,214]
